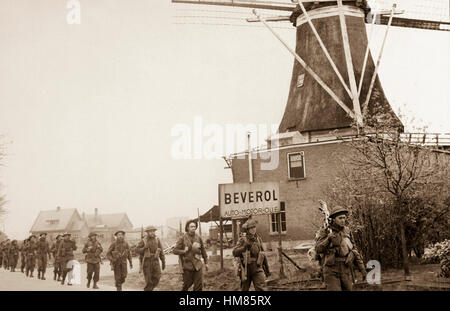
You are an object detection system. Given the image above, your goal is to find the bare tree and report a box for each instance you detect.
[324,108,450,276]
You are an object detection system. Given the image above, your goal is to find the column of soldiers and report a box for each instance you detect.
[1,208,367,292]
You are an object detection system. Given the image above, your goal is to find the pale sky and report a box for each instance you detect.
[0,0,449,239]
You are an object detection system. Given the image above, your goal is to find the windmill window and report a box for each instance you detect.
[287,151,306,179]
[297,73,305,88]
[269,202,287,234]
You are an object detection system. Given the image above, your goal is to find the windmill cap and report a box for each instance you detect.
[145,226,157,232]
[329,206,349,218]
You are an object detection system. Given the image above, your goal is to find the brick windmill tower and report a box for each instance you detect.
[172,0,449,241]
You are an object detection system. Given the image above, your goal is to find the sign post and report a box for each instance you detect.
[218,181,280,271]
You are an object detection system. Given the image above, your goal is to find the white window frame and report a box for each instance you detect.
[287,151,306,180]
[269,202,287,235]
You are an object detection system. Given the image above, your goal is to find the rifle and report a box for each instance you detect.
[139,226,144,274]
[239,249,248,282]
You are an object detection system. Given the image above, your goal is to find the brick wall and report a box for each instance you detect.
[231,140,351,242]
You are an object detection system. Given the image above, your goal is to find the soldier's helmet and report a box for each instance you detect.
[145,225,157,232]
[29,235,36,239]
[88,232,97,238]
[62,232,71,237]
[329,206,349,218]
[55,234,62,240]
[184,220,198,232]
[242,219,257,231]
[114,230,125,236]
[40,233,47,238]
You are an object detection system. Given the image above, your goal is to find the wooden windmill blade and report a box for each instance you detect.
[375,15,450,32]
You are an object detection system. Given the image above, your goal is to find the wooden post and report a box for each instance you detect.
[278,212,286,279]
[218,185,224,271]
[197,208,202,238]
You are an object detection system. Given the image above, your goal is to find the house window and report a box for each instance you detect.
[287,151,306,179]
[46,219,59,225]
[270,202,287,234]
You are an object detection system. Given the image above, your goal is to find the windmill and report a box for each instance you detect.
[172,0,449,137]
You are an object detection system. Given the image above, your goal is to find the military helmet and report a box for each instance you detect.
[114,230,125,236]
[242,218,257,231]
[55,234,62,239]
[29,234,36,239]
[145,225,157,232]
[40,233,47,237]
[329,206,349,218]
[184,220,198,232]
[88,232,97,238]
[62,232,71,237]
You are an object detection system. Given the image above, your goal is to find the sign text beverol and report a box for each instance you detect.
[219,182,280,218]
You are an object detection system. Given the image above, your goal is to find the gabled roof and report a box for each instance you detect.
[30,208,80,233]
[85,213,132,229]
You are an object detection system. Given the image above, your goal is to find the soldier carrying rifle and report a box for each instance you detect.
[232,218,270,291]
[314,202,367,291]
[136,225,166,291]
[106,230,133,291]
[82,232,103,289]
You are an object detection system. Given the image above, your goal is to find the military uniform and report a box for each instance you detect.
[25,238,38,277]
[315,207,367,291]
[20,239,28,273]
[8,240,20,272]
[173,231,208,291]
[106,231,133,291]
[0,242,4,269]
[82,233,103,289]
[57,234,77,285]
[50,236,63,281]
[232,219,268,291]
[2,240,10,269]
[136,226,166,291]
[36,234,51,280]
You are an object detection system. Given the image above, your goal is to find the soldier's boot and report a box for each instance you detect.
[93,282,99,289]
[87,279,91,288]
[116,285,122,291]
[41,273,46,280]
[53,272,57,280]
[30,271,34,278]
[38,271,41,279]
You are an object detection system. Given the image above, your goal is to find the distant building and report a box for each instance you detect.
[30,207,134,244]
[30,206,89,244]
[82,208,133,244]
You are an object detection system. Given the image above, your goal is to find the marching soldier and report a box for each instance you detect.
[2,239,10,269]
[36,233,51,280]
[82,232,103,289]
[106,230,133,291]
[57,232,77,285]
[25,235,38,277]
[136,226,166,291]
[8,240,20,272]
[0,241,4,270]
[232,218,269,291]
[50,234,63,281]
[315,206,367,291]
[173,220,208,291]
[20,238,28,273]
